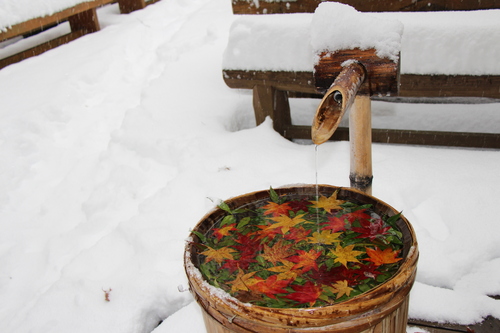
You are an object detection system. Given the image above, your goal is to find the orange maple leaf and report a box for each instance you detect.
[212,223,237,241]
[288,249,322,273]
[261,201,293,217]
[250,275,291,299]
[267,213,307,234]
[228,269,259,293]
[261,239,294,264]
[311,191,345,213]
[364,247,402,266]
[201,246,237,263]
[329,244,363,267]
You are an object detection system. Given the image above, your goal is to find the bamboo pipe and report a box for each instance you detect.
[311,61,373,194]
[311,61,366,145]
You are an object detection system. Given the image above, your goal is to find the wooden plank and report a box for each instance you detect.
[223,70,317,93]
[231,0,500,14]
[279,125,500,149]
[223,70,500,99]
[0,0,114,42]
[0,31,86,70]
[400,74,500,99]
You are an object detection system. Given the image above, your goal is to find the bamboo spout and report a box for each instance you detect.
[311,61,366,145]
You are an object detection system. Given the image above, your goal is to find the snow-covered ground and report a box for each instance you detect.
[0,1,499,332]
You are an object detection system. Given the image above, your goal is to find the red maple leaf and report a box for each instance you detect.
[283,226,311,241]
[322,216,346,232]
[343,209,372,223]
[249,275,291,299]
[261,202,292,217]
[288,249,322,273]
[284,281,322,306]
[351,218,390,241]
[288,199,311,213]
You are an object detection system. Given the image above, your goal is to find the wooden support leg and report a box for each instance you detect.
[349,95,373,195]
[68,8,100,34]
[118,0,147,14]
[252,85,292,138]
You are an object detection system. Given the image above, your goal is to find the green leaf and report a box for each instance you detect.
[191,230,207,243]
[237,216,251,229]
[386,212,402,228]
[218,201,232,214]
[220,215,236,226]
[269,187,279,203]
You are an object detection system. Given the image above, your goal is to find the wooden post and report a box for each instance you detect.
[349,95,373,194]
[68,8,100,34]
[253,85,292,137]
[118,0,146,14]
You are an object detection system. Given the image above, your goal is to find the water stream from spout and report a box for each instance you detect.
[314,144,320,234]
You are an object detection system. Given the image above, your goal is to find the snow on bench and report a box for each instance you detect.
[222,2,500,148]
[0,0,160,69]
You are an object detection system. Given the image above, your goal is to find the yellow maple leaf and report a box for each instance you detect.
[307,230,341,245]
[310,191,345,213]
[267,260,300,280]
[329,244,363,267]
[267,213,307,234]
[228,270,259,293]
[201,246,237,263]
[330,280,354,299]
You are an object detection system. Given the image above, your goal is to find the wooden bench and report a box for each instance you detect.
[223,0,500,149]
[0,0,161,70]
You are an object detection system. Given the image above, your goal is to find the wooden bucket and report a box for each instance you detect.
[184,185,418,333]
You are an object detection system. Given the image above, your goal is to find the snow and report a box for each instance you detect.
[311,2,403,63]
[223,8,500,75]
[0,1,499,332]
[0,0,95,30]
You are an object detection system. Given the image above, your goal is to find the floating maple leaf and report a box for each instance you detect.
[284,281,322,306]
[250,275,291,299]
[288,198,311,213]
[322,216,347,232]
[307,229,341,245]
[201,246,237,263]
[284,226,311,241]
[329,244,364,267]
[212,223,237,241]
[228,269,259,293]
[288,249,322,273]
[343,209,372,223]
[330,280,354,299]
[311,191,345,213]
[351,218,390,241]
[267,213,307,234]
[364,247,402,266]
[267,259,301,280]
[261,239,294,264]
[262,201,293,217]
